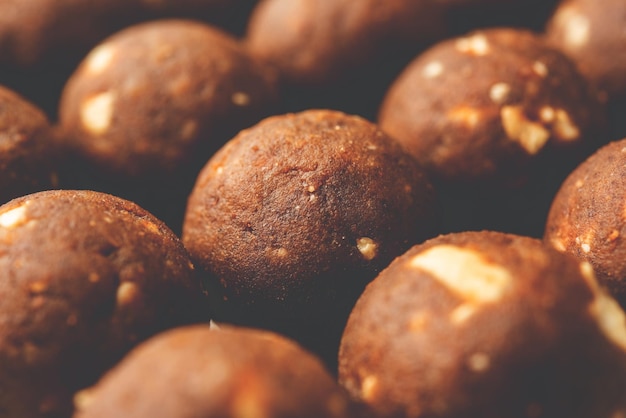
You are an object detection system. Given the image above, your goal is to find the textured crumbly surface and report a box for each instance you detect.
[545,138,626,308]
[339,230,626,418]
[378,27,603,185]
[73,325,353,418]
[0,190,208,418]
[59,18,279,179]
[546,0,626,100]
[0,86,58,205]
[183,109,439,362]
[0,1,623,417]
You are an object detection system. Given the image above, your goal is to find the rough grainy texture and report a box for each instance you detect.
[72,325,354,418]
[58,18,279,179]
[545,138,626,309]
[245,0,447,87]
[378,27,603,185]
[0,86,59,205]
[339,231,626,418]
[183,109,439,365]
[545,0,626,100]
[0,190,208,418]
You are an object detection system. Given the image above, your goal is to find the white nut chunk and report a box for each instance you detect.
[357,237,378,261]
[410,245,512,303]
[553,109,580,141]
[360,375,379,401]
[448,106,481,128]
[589,292,626,352]
[562,8,591,48]
[85,44,116,75]
[450,303,477,325]
[231,92,251,106]
[422,61,444,79]
[489,83,511,104]
[0,205,28,228]
[116,282,140,306]
[455,34,490,56]
[501,105,550,154]
[467,352,491,372]
[81,91,116,135]
[532,61,549,77]
[581,266,626,352]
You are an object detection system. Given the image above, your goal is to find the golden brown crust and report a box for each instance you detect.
[378,27,604,185]
[183,109,439,363]
[545,138,626,308]
[0,190,208,418]
[339,230,626,418]
[58,19,279,179]
[73,325,353,418]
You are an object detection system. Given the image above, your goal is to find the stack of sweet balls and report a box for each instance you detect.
[0,0,624,417]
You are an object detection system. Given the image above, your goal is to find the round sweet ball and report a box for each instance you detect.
[73,324,354,418]
[245,0,447,87]
[379,27,604,185]
[183,109,439,358]
[0,86,59,205]
[545,138,626,309]
[546,0,626,100]
[339,230,626,418]
[0,190,208,418]
[58,19,279,180]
